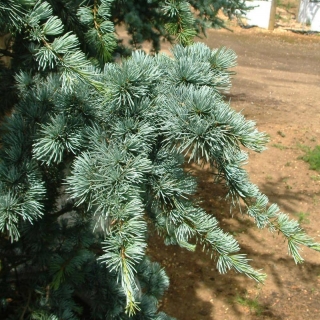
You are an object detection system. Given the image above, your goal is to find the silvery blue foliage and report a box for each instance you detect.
[0,1,319,319]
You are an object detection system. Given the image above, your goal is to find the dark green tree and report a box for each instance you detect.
[0,1,319,319]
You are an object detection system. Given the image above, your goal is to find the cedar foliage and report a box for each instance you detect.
[0,1,319,319]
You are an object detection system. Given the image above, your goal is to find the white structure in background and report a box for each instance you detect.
[244,0,276,30]
[298,0,320,31]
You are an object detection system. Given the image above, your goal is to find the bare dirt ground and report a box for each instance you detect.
[148,14,320,320]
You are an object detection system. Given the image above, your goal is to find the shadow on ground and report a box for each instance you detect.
[148,162,320,320]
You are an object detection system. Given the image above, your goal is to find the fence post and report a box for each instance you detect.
[268,0,277,30]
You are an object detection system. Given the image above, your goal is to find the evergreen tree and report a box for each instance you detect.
[0,1,319,319]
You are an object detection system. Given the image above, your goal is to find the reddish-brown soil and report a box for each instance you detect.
[148,20,320,320]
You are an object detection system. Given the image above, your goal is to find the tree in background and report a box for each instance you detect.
[0,0,249,113]
[0,1,319,319]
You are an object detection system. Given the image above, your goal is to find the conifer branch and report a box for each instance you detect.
[1,2,319,317]
[162,0,197,46]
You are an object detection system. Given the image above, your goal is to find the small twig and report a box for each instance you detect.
[0,48,16,58]
[51,200,75,218]
[20,290,32,320]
